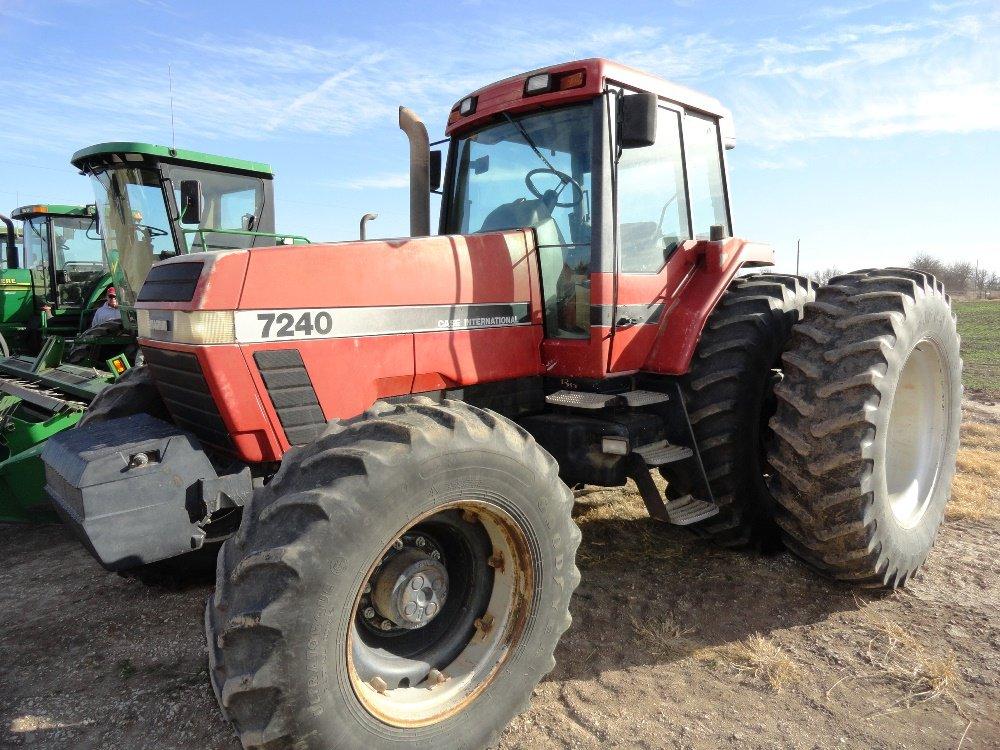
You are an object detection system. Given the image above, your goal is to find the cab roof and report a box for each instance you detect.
[70,142,273,178]
[11,204,91,220]
[445,58,736,146]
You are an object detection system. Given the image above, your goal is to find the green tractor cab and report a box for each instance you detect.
[0,142,308,522]
[1,204,107,357]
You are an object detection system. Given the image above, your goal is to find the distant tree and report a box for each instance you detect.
[941,261,973,293]
[972,265,991,298]
[910,253,945,276]
[809,267,842,285]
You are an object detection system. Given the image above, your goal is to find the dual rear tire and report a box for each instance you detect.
[768,269,962,586]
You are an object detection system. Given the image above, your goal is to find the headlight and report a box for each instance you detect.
[137,309,236,345]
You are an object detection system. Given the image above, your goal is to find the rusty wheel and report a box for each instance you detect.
[348,501,533,726]
[208,398,580,750]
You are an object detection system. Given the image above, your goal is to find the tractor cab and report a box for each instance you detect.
[4,204,106,352]
[437,59,767,378]
[71,142,308,334]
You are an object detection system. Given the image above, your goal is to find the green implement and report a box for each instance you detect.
[0,142,306,523]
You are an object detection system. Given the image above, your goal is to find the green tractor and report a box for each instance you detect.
[1,204,108,356]
[0,142,307,522]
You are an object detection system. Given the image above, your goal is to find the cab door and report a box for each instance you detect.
[608,103,692,372]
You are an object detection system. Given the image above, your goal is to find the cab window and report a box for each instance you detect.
[22,217,48,271]
[684,114,729,239]
[617,106,690,273]
[51,216,106,306]
[164,164,267,251]
[448,104,594,339]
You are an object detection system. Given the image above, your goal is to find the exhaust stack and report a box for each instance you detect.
[399,106,430,237]
[0,214,17,269]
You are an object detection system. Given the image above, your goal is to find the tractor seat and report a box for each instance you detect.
[620,221,671,273]
[477,198,567,247]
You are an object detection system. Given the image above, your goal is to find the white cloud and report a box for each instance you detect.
[334,173,410,191]
[0,3,996,155]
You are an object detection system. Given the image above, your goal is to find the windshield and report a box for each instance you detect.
[447,104,594,339]
[162,164,268,252]
[90,167,175,306]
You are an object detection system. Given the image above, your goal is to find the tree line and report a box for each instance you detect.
[808,255,1000,296]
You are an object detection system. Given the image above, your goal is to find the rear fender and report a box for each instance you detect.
[644,238,773,375]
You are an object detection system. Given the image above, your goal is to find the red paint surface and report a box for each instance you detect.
[138,230,545,461]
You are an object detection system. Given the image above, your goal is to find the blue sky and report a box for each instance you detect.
[1,0,997,275]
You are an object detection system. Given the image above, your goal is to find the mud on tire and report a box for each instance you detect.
[768,269,962,588]
[661,273,816,548]
[207,397,581,750]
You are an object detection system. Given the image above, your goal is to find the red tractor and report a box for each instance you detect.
[44,59,962,749]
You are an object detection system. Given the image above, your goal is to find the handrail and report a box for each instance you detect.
[181,228,311,247]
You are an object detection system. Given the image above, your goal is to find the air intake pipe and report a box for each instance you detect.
[399,106,430,237]
[0,213,17,269]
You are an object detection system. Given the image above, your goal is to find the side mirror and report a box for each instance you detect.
[179,179,202,224]
[429,150,443,192]
[471,155,490,175]
[620,92,658,149]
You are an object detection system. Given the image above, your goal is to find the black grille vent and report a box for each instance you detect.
[254,349,326,446]
[143,347,233,450]
[137,262,204,302]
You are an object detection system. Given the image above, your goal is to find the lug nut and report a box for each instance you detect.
[363,607,375,619]
[363,583,372,595]
[393,539,404,551]
[380,619,394,631]
[430,550,441,560]
[415,536,426,548]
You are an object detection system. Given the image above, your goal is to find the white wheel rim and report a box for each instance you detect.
[347,501,533,727]
[885,340,948,528]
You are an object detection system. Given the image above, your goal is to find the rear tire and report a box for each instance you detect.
[207,397,580,750]
[768,269,962,588]
[661,273,816,547]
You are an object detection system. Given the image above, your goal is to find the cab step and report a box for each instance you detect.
[664,494,720,525]
[633,440,693,466]
[621,389,670,407]
[545,390,617,410]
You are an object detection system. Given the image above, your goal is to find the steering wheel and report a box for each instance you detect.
[525,168,584,208]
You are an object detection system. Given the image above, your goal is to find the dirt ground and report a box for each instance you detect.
[2,405,998,750]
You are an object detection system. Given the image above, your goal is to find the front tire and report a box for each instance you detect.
[208,397,580,750]
[768,269,962,588]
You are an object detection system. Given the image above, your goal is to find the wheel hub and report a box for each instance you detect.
[371,548,449,629]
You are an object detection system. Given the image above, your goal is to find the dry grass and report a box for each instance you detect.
[948,422,1000,521]
[630,612,698,659]
[715,634,800,691]
[858,606,961,713]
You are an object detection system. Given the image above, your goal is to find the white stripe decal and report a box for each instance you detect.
[233,302,532,343]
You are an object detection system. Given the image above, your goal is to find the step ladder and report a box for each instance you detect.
[633,440,692,467]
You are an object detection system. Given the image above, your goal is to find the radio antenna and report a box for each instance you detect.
[168,64,176,150]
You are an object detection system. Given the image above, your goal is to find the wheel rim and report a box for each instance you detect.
[347,501,534,727]
[885,339,948,528]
